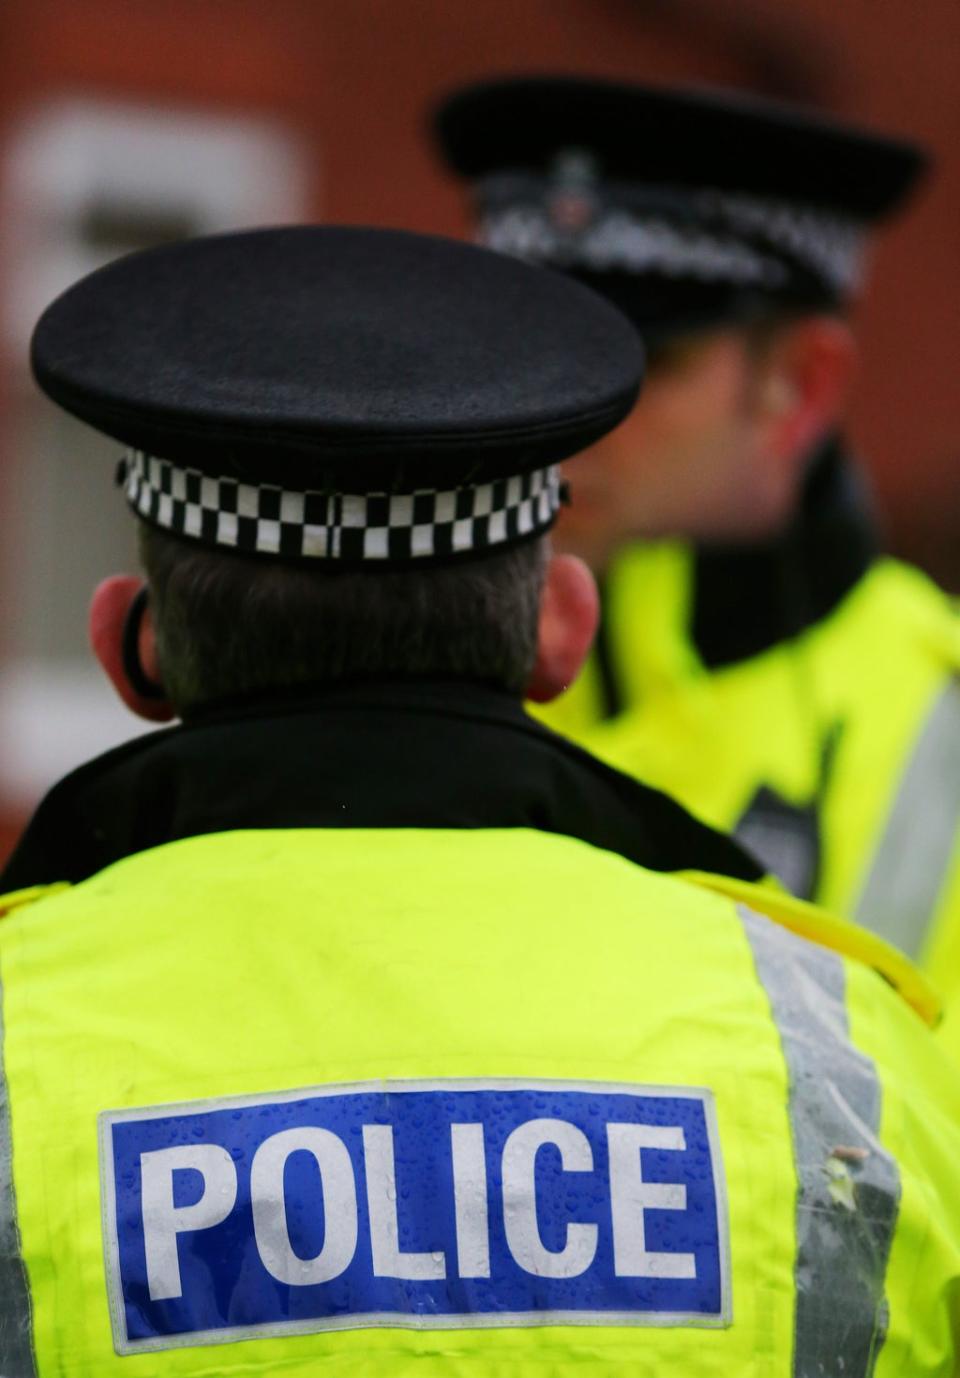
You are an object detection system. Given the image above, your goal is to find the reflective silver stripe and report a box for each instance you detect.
[740,906,899,1377]
[0,981,36,1376]
[855,678,960,959]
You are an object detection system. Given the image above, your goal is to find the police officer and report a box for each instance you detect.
[0,226,957,1373]
[432,77,960,1020]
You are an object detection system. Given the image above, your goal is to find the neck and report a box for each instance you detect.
[689,434,876,667]
[586,436,876,718]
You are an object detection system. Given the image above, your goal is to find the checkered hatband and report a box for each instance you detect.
[476,173,866,298]
[121,450,564,561]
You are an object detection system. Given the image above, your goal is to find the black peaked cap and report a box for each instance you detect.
[433,76,926,220]
[31,225,643,491]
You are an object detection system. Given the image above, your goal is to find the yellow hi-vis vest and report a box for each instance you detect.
[537,547,960,1045]
[0,827,956,1375]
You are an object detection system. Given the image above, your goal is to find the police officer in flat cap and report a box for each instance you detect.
[0,226,958,1373]
[434,76,960,1038]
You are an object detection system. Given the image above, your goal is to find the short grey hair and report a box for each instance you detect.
[139,522,547,714]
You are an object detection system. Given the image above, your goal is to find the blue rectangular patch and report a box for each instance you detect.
[100,1078,730,1353]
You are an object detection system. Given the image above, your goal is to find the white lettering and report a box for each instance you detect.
[141,1143,238,1301]
[250,1127,358,1285]
[451,1122,490,1278]
[137,1106,704,1304]
[502,1118,597,1278]
[607,1124,696,1279]
[363,1124,445,1279]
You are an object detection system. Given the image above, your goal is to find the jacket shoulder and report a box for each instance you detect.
[679,869,940,1028]
[853,558,960,662]
[0,883,71,918]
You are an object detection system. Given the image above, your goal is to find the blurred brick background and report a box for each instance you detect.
[0,0,957,856]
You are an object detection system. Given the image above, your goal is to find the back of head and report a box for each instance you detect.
[139,523,547,713]
[30,225,643,714]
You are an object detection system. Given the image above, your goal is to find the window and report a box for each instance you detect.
[0,99,309,806]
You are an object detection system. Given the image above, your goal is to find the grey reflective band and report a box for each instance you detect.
[0,984,37,1376]
[739,907,899,1377]
[122,450,563,562]
[855,678,960,959]
[476,177,866,297]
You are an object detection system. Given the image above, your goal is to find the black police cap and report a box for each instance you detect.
[433,76,928,334]
[31,225,643,565]
[435,76,925,218]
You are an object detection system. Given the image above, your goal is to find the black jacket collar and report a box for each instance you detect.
[690,437,877,669]
[1,679,762,891]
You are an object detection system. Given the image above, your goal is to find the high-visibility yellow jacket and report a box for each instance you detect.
[538,538,960,1045]
[0,824,956,1376]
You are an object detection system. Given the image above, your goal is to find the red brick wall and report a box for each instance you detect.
[0,0,957,859]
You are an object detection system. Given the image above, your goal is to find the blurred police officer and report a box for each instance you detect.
[0,226,957,1373]
[433,76,960,1019]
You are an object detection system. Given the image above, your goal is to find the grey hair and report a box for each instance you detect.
[138,522,548,714]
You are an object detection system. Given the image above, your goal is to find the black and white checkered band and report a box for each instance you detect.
[476,171,866,298]
[121,449,563,561]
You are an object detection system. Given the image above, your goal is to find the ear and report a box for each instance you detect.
[89,576,176,723]
[755,315,857,469]
[525,553,599,703]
